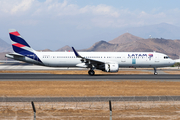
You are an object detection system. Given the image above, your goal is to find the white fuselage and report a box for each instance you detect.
[29,51,174,68]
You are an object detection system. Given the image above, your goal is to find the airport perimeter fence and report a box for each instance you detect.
[1,96,180,119]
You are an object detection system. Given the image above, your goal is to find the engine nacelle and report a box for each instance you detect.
[105,63,119,72]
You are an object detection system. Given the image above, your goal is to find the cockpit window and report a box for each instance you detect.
[164,56,169,59]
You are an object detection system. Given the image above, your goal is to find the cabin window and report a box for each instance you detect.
[164,56,169,59]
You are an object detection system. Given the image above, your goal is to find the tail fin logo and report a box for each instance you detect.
[148,53,153,57]
[10,31,25,48]
[9,29,42,63]
[9,30,31,48]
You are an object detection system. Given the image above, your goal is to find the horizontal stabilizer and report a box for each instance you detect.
[6,53,24,57]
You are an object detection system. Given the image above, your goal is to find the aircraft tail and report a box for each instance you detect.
[9,29,42,62]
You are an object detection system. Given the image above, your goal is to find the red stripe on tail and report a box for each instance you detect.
[13,43,25,47]
[10,31,20,36]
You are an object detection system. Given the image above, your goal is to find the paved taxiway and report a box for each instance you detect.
[1,96,180,102]
[0,74,180,81]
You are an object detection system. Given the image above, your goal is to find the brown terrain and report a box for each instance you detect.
[37,49,52,52]
[1,101,180,120]
[109,33,143,44]
[1,79,180,119]
[0,80,180,96]
[56,45,72,51]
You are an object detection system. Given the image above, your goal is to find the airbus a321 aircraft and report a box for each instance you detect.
[6,29,176,76]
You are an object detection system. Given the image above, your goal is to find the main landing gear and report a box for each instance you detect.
[88,70,95,76]
[154,67,158,75]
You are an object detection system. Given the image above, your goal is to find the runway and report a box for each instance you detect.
[0,74,180,81]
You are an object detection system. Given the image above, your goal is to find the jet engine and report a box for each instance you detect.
[104,63,119,72]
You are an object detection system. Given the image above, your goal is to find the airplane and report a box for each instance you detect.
[6,29,176,76]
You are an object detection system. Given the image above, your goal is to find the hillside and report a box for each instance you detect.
[83,33,180,59]
[84,41,118,52]
[56,45,72,51]
[109,33,143,44]
[37,49,52,52]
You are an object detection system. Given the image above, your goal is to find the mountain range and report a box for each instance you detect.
[80,33,180,59]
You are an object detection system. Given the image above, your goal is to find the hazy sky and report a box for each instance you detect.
[0,0,180,50]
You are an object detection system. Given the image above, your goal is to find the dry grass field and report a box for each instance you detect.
[164,71,180,74]
[1,102,180,120]
[0,81,180,96]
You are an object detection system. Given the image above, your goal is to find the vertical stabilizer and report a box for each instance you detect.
[9,29,42,63]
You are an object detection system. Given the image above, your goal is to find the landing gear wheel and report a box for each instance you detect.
[88,70,95,76]
[154,72,158,75]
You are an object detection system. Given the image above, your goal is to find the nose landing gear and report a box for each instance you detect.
[154,67,158,75]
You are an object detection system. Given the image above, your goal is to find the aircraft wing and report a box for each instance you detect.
[72,47,105,67]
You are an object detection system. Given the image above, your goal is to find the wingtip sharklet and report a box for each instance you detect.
[72,47,81,58]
